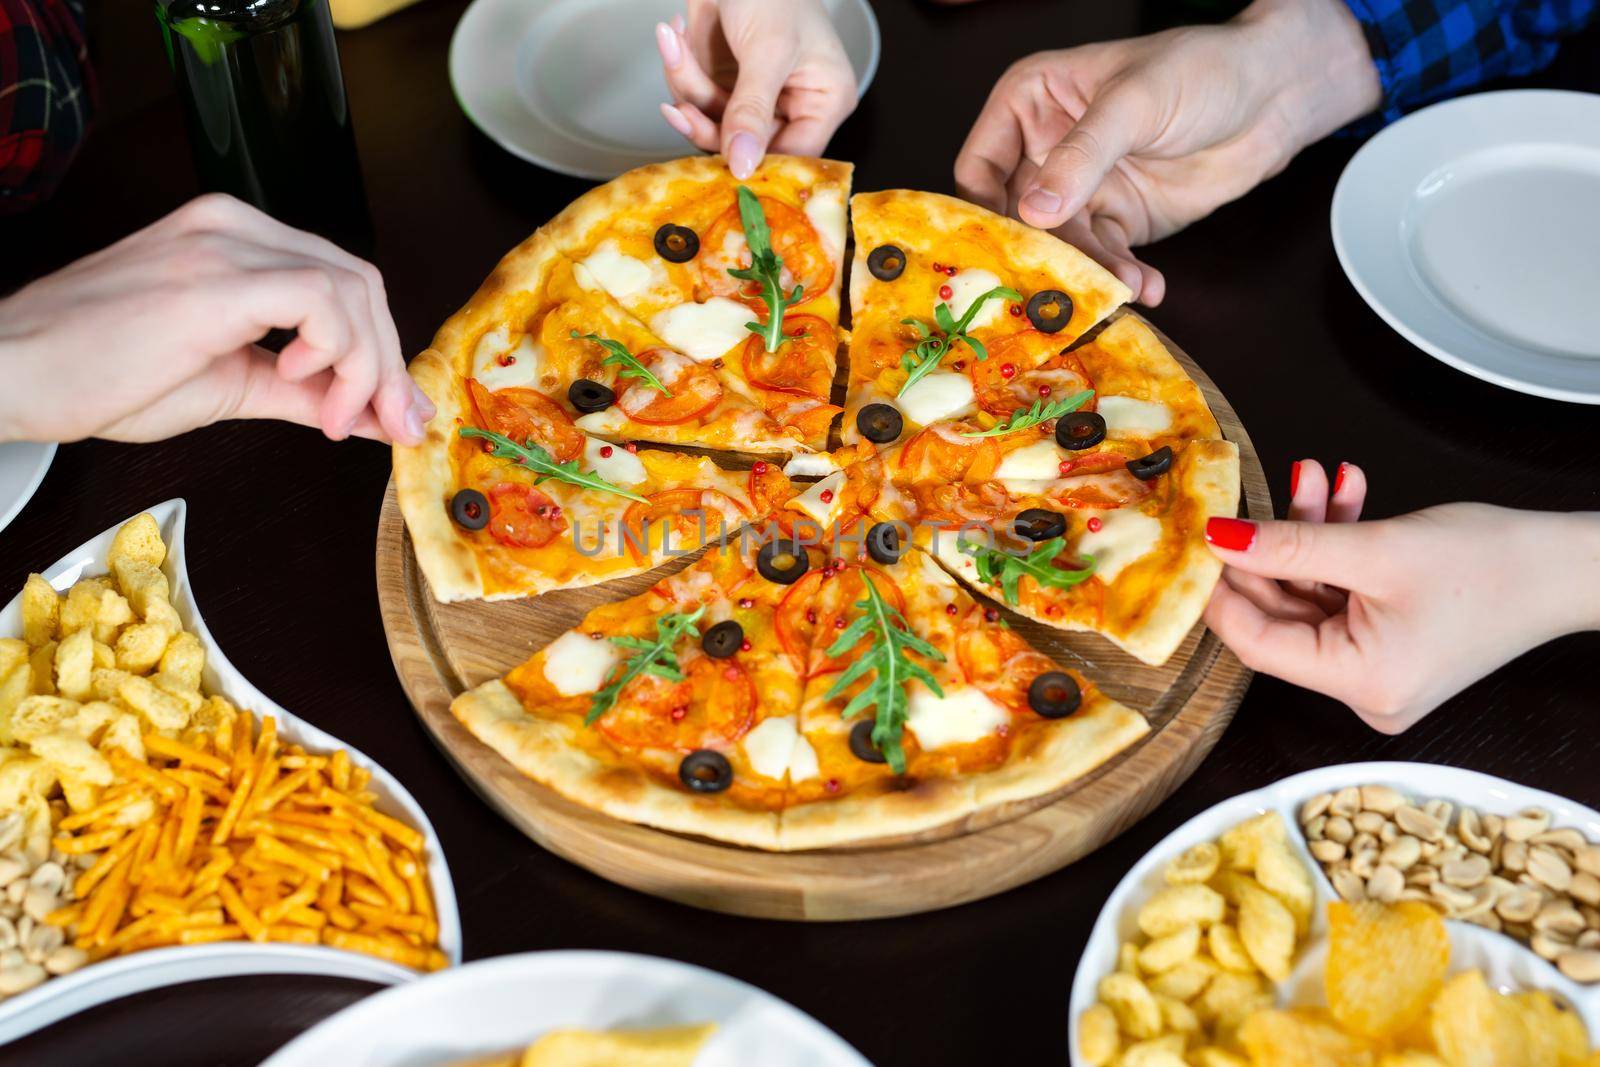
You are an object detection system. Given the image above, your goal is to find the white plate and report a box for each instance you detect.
[0,500,463,1043]
[1068,761,1600,1063]
[1332,90,1600,403]
[450,0,880,179]
[261,950,873,1066]
[0,442,55,536]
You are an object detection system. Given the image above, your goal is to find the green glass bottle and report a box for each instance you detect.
[155,0,372,251]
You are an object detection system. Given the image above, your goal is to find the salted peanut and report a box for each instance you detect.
[0,857,24,888]
[1534,900,1586,937]
[1300,793,1332,825]
[1533,827,1587,853]
[1330,787,1360,818]
[1431,882,1476,914]
[0,962,46,994]
[1330,867,1367,902]
[1351,831,1379,855]
[1501,840,1529,873]
[1531,930,1572,961]
[1528,847,1574,892]
[1394,805,1444,843]
[1379,822,1399,845]
[1457,808,1491,853]
[1579,931,1600,950]
[1577,845,1600,878]
[1380,835,1422,870]
[1399,887,1434,904]
[1461,910,1502,932]
[1309,840,1346,864]
[1505,808,1551,842]
[1350,847,1379,880]
[1407,867,1439,888]
[1077,1003,1119,1067]
[23,922,61,963]
[1323,816,1354,845]
[1353,811,1386,835]
[1367,865,1405,904]
[1359,785,1405,815]
[42,945,85,976]
[1440,854,1491,889]
[1423,799,1453,827]
[1558,948,1600,982]
[1497,885,1543,924]
[1303,815,1327,841]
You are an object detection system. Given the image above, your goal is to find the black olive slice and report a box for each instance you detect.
[865,522,904,564]
[1055,411,1106,451]
[848,719,887,764]
[866,244,907,282]
[856,403,904,444]
[1013,508,1066,542]
[449,489,490,531]
[678,749,733,792]
[701,619,744,659]
[1126,445,1174,481]
[653,223,700,263]
[1027,671,1081,719]
[1025,289,1075,333]
[756,539,810,585]
[568,379,616,414]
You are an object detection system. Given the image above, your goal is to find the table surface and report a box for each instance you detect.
[3,0,1598,1062]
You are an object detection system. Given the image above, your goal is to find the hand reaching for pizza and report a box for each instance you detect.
[1204,461,1600,734]
[0,193,431,445]
[953,0,1382,304]
[655,0,857,178]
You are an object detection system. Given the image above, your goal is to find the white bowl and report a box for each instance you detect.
[0,499,463,1043]
[261,950,872,1066]
[1068,761,1600,1063]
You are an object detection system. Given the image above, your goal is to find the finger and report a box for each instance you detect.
[1057,212,1143,298]
[769,112,845,157]
[1283,458,1329,602]
[662,102,721,152]
[1222,567,1329,626]
[1017,88,1144,229]
[1202,515,1373,589]
[657,22,729,115]
[1327,462,1368,524]
[1089,213,1163,305]
[1204,581,1362,694]
[720,52,790,178]
[954,88,1026,214]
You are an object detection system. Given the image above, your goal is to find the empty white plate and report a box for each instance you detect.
[450,0,880,179]
[1333,90,1600,403]
[0,442,54,535]
[262,950,872,1066]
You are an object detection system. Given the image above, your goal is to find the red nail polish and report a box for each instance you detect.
[1289,460,1302,498]
[1205,517,1257,551]
[1333,463,1349,495]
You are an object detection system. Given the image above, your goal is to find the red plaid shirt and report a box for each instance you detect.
[0,0,94,213]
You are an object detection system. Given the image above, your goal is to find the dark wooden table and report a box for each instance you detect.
[3,1,1598,1063]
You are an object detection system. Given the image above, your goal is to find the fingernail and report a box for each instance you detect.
[671,12,685,32]
[661,103,693,138]
[404,408,426,443]
[655,23,681,67]
[1022,188,1063,216]
[1333,462,1349,495]
[338,416,359,440]
[1205,517,1257,552]
[410,380,436,421]
[1289,460,1302,498]
[727,132,760,179]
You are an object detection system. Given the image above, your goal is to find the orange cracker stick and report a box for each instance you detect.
[75,821,153,899]
[211,763,257,845]
[321,929,442,971]
[260,880,318,925]
[264,924,320,945]
[257,769,312,814]
[319,789,425,853]
[58,789,153,832]
[109,750,185,802]
[255,835,331,882]
[394,850,434,923]
[217,879,268,942]
[329,749,351,793]
[143,735,231,777]
[174,786,204,868]
[53,828,125,855]
[179,924,244,945]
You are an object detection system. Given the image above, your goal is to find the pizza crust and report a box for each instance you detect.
[393,350,485,602]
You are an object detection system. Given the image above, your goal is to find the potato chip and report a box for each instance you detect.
[1148,955,1217,1001]
[1510,989,1588,1067]
[1077,1003,1119,1067]
[1156,993,1200,1033]
[1208,920,1256,973]
[1197,969,1271,1033]
[1099,971,1164,1040]
[1235,877,1297,983]
[1239,1008,1377,1067]
[1118,1035,1187,1067]
[1255,835,1315,933]
[1138,883,1227,938]
[1139,923,1201,974]
[1429,970,1526,1067]
[1326,901,1450,1039]
[1218,812,1287,872]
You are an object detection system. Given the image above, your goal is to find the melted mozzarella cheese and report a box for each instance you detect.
[1077,509,1163,583]
[804,189,847,264]
[995,440,1065,484]
[790,471,846,528]
[1097,396,1174,436]
[783,453,841,478]
[944,268,1005,331]
[542,631,623,697]
[472,331,543,391]
[574,408,629,434]
[650,298,751,362]
[741,715,819,782]
[897,372,975,426]
[906,683,1008,750]
[574,241,666,302]
[582,436,646,486]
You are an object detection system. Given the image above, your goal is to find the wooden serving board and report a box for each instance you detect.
[376,313,1271,920]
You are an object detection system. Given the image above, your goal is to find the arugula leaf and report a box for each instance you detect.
[961,390,1095,438]
[569,331,670,395]
[585,607,706,725]
[960,537,1096,606]
[459,427,649,503]
[727,186,804,354]
[897,284,1022,397]
[822,579,946,774]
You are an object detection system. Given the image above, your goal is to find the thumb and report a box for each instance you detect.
[1017,87,1143,229]
[720,54,789,179]
[1203,516,1372,590]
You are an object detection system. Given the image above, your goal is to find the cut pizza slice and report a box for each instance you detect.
[776,530,1149,850]
[450,541,829,850]
[841,189,1132,448]
[541,155,853,450]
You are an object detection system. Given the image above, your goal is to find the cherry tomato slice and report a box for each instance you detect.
[955,617,1055,715]
[897,425,1002,483]
[467,380,585,462]
[597,656,756,751]
[774,570,826,665]
[616,350,723,425]
[620,488,711,561]
[972,335,1095,418]
[485,483,567,548]
[699,196,832,305]
[742,315,836,397]
[1054,468,1152,510]
[806,564,907,678]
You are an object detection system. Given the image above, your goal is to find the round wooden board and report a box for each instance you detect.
[376,311,1271,921]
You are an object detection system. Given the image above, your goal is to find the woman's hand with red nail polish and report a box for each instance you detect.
[1202,461,1600,734]
[654,1,857,176]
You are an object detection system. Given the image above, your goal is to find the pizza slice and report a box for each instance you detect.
[841,189,1131,450]
[541,155,852,450]
[776,526,1149,850]
[450,539,831,850]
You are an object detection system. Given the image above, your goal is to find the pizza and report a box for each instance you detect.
[395,154,1244,847]
[451,521,1147,850]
